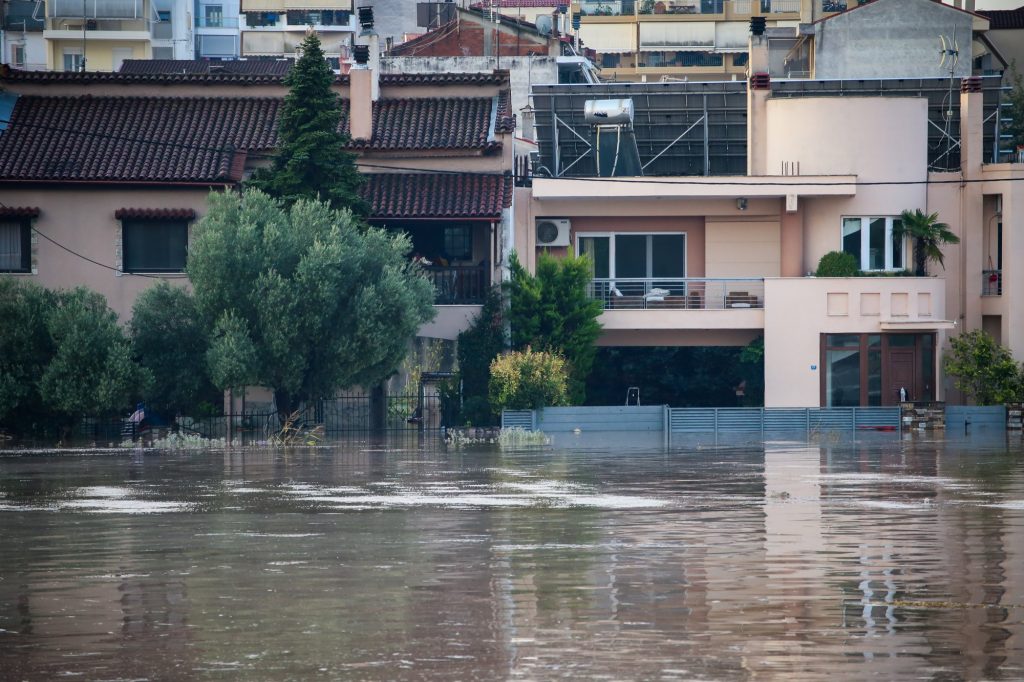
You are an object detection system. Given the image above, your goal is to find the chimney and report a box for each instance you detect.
[350,8,380,141]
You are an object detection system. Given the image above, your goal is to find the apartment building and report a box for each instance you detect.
[514,43,1021,407]
[239,0,355,65]
[2,0,46,70]
[194,0,241,58]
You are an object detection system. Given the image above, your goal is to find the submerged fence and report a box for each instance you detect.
[502,406,902,443]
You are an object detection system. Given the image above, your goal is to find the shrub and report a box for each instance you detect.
[944,330,1024,405]
[489,348,570,412]
[815,251,860,277]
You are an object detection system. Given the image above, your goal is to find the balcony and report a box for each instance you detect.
[589,277,764,310]
[425,265,488,305]
[983,269,1002,296]
[48,0,145,19]
[638,0,724,15]
[730,0,799,13]
[197,16,241,28]
[581,0,635,16]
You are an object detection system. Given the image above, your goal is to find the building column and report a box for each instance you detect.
[1002,184,1024,360]
[780,206,804,277]
[959,78,984,336]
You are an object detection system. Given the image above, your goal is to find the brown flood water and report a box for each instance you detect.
[1,433,1023,680]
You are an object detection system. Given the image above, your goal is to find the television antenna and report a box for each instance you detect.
[938,29,959,74]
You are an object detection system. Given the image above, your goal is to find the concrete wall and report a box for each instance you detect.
[812,0,973,80]
[986,29,1024,73]
[763,276,947,407]
[4,32,47,70]
[48,39,151,71]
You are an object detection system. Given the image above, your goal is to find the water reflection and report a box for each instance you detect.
[0,436,1023,679]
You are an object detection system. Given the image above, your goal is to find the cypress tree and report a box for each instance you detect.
[247,33,369,215]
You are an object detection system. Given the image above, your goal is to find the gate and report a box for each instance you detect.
[945,406,1006,430]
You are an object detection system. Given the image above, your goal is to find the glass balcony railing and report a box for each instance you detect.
[730,0,799,13]
[588,278,765,310]
[638,0,723,14]
[580,0,635,16]
[48,0,144,19]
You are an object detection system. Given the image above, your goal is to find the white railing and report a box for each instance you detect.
[589,277,765,310]
[730,0,799,13]
[48,0,143,19]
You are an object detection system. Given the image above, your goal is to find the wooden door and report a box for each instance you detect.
[888,350,916,404]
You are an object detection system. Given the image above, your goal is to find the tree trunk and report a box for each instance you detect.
[914,239,928,277]
[274,388,298,426]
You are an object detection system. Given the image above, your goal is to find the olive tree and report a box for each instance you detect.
[187,189,436,421]
[944,330,1024,405]
[0,279,54,426]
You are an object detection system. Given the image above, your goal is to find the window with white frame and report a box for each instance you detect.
[12,44,26,67]
[841,217,905,271]
[577,232,686,296]
[0,219,31,273]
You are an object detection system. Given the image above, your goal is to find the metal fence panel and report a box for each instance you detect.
[538,406,665,432]
[502,410,535,429]
[764,409,809,432]
[715,408,764,432]
[670,408,717,432]
[946,406,1006,428]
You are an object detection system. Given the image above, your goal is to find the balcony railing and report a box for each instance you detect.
[197,16,240,27]
[588,278,765,310]
[731,0,799,13]
[983,269,1002,296]
[581,0,635,15]
[638,0,723,15]
[48,0,144,19]
[425,265,488,305]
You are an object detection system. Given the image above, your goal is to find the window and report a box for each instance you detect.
[443,226,473,261]
[0,220,31,273]
[12,44,26,67]
[841,216,905,271]
[822,333,934,406]
[578,232,687,295]
[204,4,223,26]
[122,219,188,272]
[244,11,279,26]
[63,48,83,72]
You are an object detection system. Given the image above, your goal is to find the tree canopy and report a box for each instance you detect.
[246,33,368,215]
[894,209,960,276]
[507,252,603,404]
[944,330,1023,405]
[187,189,436,419]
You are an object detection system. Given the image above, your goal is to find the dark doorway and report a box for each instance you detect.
[821,333,935,407]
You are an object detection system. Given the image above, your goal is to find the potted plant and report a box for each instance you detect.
[893,209,960,276]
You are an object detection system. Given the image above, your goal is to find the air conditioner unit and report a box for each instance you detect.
[535,218,571,247]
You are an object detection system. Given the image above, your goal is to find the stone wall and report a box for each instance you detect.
[901,402,945,430]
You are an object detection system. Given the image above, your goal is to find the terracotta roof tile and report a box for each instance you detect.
[1,67,511,88]
[980,7,1024,29]
[0,96,279,184]
[119,59,293,75]
[0,93,508,183]
[0,206,40,218]
[363,173,513,219]
[114,208,198,220]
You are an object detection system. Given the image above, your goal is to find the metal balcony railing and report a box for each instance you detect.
[588,278,765,310]
[730,0,799,13]
[196,15,240,27]
[424,265,488,305]
[983,269,1002,296]
[48,0,144,19]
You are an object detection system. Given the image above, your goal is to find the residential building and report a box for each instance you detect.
[2,0,46,70]
[978,4,1024,74]
[239,0,355,66]
[0,67,514,346]
[41,0,192,71]
[194,0,241,59]
[515,47,1022,407]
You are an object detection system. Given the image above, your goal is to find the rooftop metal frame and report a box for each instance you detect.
[531,75,1006,178]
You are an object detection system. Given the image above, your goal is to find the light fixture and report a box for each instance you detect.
[736,197,748,211]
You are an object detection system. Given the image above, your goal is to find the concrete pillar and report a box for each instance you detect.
[747,74,770,177]
[959,78,984,335]
[780,207,804,276]
[172,0,192,60]
[1003,184,1024,361]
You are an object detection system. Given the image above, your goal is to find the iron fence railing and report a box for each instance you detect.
[588,277,765,311]
[983,269,1002,296]
[424,265,488,305]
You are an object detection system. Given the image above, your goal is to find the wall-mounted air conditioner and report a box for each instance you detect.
[535,218,571,247]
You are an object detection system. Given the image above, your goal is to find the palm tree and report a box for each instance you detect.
[894,209,960,276]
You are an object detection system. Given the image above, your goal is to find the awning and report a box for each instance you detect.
[115,208,197,220]
[580,23,637,54]
[714,22,748,52]
[639,21,715,51]
[363,173,512,220]
[0,206,40,218]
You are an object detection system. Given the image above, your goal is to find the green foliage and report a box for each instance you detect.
[489,348,570,411]
[738,336,765,406]
[0,279,54,425]
[507,252,603,403]
[944,330,1024,405]
[39,288,151,420]
[1005,61,1024,150]
[188,189,436,420]
[815,251,860,277]
[246,33,368,215]
[130,282,220,415]
[893,209,960,276]
[448,288,505,425]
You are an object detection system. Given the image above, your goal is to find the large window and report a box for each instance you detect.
[822,333,934,406]
[578,232,686,297]
[122,220,188,273]
[842,217,905,271]
[204,4,223,26]
[0,219,31,273]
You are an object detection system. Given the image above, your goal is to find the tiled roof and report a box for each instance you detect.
[362,173,513,219]
[120,59,293,75]
[0,206,40,218]
[352,97,499,150]
[496,91,516,134]
[0,67,511,88]
[114,208,198,220]
[980,7,1024,29]
[485,0,563,6]
[0,96,279,184]
[0,93,510,183]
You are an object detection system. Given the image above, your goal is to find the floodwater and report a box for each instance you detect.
[1,434,1023,681]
